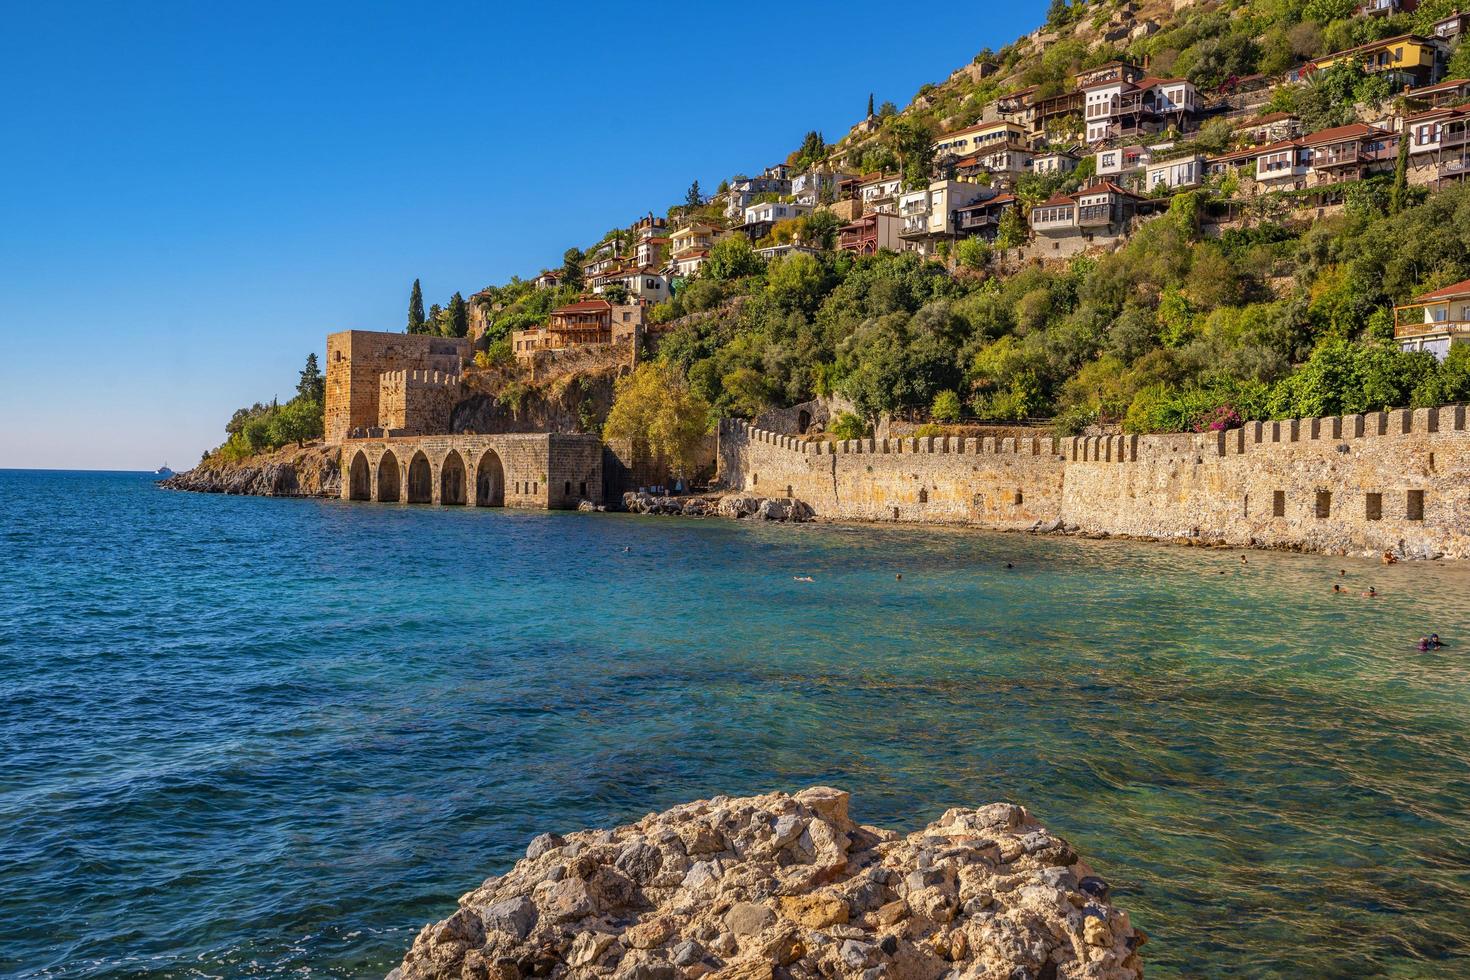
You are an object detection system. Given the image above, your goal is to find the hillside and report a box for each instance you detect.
[197,0,1470,458]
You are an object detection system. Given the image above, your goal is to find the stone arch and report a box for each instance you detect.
[475,449,505,507]
[348,451,371,500]
[377,451,401,502]
[797,409,811,434]
[406,451,433,504]
[441,450,467,506]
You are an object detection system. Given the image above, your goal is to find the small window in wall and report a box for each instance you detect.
[786,485,793,498]
[752,473,759,486]
[1407,490,1425,521]
[1315,491,1331,519]
[918,488,929,504]
[1272,491,1286,517]
[1014,490,1024,505]
[565,480,571,497]
[580,481,587,497]
[1365,493,1382,521]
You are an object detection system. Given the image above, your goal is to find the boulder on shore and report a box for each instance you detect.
[622,493,815,523]
[388,786,1143,980]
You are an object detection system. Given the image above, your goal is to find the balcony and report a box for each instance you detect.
[1395,319,1470,339]
[957,212,999,230]
[900,216,931,236]
[1078,204,1114,227]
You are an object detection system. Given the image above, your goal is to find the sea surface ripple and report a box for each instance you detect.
[3,470,1470,978]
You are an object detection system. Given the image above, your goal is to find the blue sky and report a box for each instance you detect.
[0,1,1048,470]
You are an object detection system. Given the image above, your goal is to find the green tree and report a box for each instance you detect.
[685,180,703,209]
[1392,130,1410,214]
[448,292,469,338]
[1045,0,1068,27]
[296,353,325,403]
[562,247,585,290]
[269,398,323,448]
[603,362,712,477]
[407,279,426,334]
[931,389,962,422]
[704,236,762,281]
[867,92,875,117]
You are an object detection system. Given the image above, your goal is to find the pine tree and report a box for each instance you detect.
[297,353,325,403]
[685,180,702,209]
[867,92,875,117]
[408,278,426,334]
[448,292,469,338]
[427,303,443,336]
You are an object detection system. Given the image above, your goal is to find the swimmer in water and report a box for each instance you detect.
[896,573,902,581]
[1431,633,1442,649]
[1418,637,1430,651]
[1333,583,1342,593]
[1005,562,1014,569]
[1364,586,1377,597]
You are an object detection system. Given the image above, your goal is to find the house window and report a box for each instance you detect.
[1315,491,1331,519]
[1407,490,1425,521]
[1365,493,1382,521]
[1273,491,1286,517]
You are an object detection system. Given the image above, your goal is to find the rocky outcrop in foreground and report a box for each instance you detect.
[623,493,816,523]
[390,787,1142,980]
[161,443,340,497]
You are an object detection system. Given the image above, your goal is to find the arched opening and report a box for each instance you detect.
[441,451,467,506]
[349,451,371,500]
[376,451,401,502]
[475,450,505,507]
[797,409,811,434]
[406,451,432,503]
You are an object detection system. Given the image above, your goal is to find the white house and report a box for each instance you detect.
[897,179,995,255]
[743,201,812,226]
[1144,153,1205,192]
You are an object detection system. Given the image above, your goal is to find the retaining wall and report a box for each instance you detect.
[718,406,1470,558]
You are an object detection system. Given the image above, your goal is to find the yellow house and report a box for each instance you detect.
[931,120,1028,159]
[1310,34,1439,87]
[669,222,719,258]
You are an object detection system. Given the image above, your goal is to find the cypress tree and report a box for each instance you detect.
[297,352,325,403]
[867,92,875,117]
[448,292,469,338]
[1391,131,1410,214]
[408,279,426,334]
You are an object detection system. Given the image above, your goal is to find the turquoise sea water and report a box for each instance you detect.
[5,469,1470,978]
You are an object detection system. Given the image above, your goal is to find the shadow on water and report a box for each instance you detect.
[2,471,1470,977]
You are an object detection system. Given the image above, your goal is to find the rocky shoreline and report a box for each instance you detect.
[160,443,340,498]
[389,787,1143,980]
[622,492,816,523]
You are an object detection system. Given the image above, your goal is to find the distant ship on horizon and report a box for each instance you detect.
[155,463,172,477]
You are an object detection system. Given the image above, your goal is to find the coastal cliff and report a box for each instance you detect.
[162,443,340,497]
[390,787,1142,980]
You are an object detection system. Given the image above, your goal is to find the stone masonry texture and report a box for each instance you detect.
[718,407,1470,559]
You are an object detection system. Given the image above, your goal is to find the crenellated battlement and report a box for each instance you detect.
[717,407,1470,558]
[378,368,463,388]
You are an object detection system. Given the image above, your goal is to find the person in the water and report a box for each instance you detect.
[1418,637,1430,651]
[1430,633,1442,649]
[1364,586,1377,597]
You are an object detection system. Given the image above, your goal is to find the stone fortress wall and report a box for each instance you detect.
[328,329,603,510]
[718,405,1470,559]
[326,330,471,443]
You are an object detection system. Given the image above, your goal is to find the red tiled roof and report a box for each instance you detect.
[555,299,612,313]
[1413,277,1470,301]
[1038,192,1078,207]
[1301,123,1390,145]
[1409,77,1470,95]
